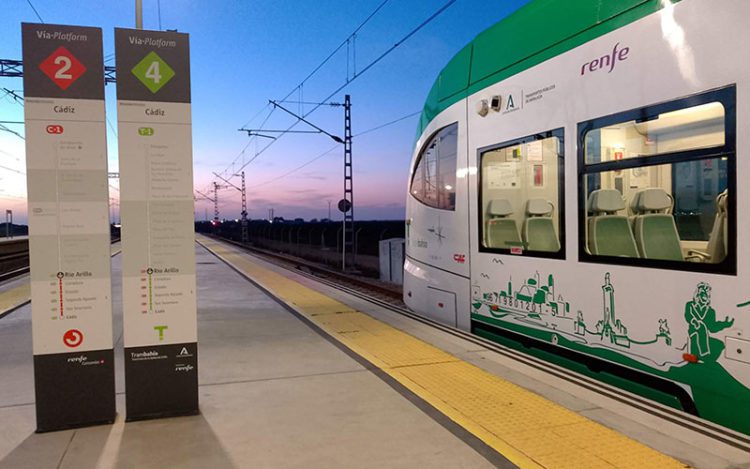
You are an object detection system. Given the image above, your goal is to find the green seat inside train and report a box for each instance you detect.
[486,199,521,248]
[632,188,683,261]
[687,189,728,263]
[523,198,559,252]
[587,189,639,257]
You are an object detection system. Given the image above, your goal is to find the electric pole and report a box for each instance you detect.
[135,0,143,29]
[342,95,354,270]
[239,96,353,271]
[214,171,248,243]
[240,171,248,243]
[5,210,11,239]
[213,182,220,225]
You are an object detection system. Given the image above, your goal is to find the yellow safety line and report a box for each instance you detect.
[0,283,31,314]
[202,235,688,468]
[0,244,122,316]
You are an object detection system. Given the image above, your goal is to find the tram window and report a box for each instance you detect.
[410,123,457,211]
[479,129,564,258]
[583,102,725,164]
[583,159,727,263]
[579,87,735,273]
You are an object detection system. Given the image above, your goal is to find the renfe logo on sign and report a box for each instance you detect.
[580,42,630,76]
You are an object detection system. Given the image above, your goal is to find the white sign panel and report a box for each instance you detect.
[22,22,115,432]
[115,27,198,419]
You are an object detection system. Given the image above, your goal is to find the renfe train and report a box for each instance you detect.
[404,0,750,436]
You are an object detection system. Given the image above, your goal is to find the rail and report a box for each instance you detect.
[208,235,403,302]
[0,237,120,282]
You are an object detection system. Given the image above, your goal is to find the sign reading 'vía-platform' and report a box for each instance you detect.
[22,22,115,432]
[115,27,198,421]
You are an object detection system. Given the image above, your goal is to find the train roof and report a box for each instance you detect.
[415,0,679,140]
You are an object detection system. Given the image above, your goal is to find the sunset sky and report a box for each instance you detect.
[0,0,528,223]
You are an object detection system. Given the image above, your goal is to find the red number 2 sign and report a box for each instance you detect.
[39,46,87,90]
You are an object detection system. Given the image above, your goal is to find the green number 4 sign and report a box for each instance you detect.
[132,51,175,93]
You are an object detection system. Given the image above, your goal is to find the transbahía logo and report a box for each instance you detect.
[63,329,84,348]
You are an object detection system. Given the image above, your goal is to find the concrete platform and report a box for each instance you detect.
[197,237,750,469]
[0,245,499,468]
[1,239,749,468]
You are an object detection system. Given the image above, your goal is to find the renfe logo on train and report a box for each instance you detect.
[580,42,630,75]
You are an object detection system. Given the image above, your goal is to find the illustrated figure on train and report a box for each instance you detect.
[685,282,734,363]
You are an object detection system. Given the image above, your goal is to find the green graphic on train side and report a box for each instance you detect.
[471,271,672,361]
[471,272,750,434]
[685,282,734,361]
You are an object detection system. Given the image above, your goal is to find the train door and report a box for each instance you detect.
[465,82,567,337]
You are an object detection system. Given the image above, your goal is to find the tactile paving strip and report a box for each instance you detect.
[199,236,690,469]
[0,283,31,315]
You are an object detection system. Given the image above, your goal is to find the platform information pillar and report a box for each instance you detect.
[115,28,198,420]
[22,23,115,432]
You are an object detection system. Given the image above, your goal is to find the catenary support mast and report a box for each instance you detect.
[342,94,354,270]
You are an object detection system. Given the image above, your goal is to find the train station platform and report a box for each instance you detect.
[0,236,28,243]
[0,236,747,468]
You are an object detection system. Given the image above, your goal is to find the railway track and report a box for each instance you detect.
[211,235,404,305]
[0,238,30,282]
[206,235,750,454]
[0,237,121,283]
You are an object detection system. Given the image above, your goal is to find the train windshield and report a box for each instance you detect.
[411,123,458,211]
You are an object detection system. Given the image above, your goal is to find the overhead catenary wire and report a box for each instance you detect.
[291,0,392,100]
[233,109,421,192]
[199,1,454,214]
[212,104,275,185]
[222,0,395,179]
[25,0,44,23]
[228,0,457,177]
[1,88,24,105]
[0,124,24,140]
[354,110,421,137]
[253,145,339,189]
[0,163,25,175]
[106,117,118,137]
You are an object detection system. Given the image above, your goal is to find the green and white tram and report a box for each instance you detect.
[404,0,750,436]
